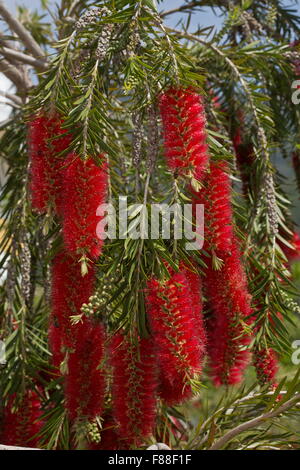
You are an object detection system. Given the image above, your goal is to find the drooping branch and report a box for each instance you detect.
[209,393,300,450]
[168,27,279,252]
[0,1,45,59]
[189,389,289,448]
[167,27,269,147]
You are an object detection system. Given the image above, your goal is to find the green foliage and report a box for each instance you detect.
[0,0,300,450]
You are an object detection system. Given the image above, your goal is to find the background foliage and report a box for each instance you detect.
[0,0,300,450]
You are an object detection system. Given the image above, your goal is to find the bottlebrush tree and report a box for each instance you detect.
[1,0,300,451]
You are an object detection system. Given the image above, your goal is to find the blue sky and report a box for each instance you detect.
[5,1,300,33]
[6,0,225,31]
[5,0,300,37]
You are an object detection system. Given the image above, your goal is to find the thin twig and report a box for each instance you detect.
[209,393,300,450]
[0,99,19,109]
[189,390,287,448]
[0,46,48,70]
[0,1,45,59]
[0,57,29,91]
[144,7,179,81]
[68,0,81,17]
[160,1,205,18]
[82,59,99,159]
[0,444,41,450]
[0,29,19,52]
[0,89,22,106]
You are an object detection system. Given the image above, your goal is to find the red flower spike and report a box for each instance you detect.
[159,87,209,180]
[65,321,106,422]
[146,263,206,404]
[183,263,206,339]
[253,347,278,386]
[110,332,158,447]
[204,246,253,386]
[28,114,71,214]
[0,390,43,448]
[62,155,108,260]
[192,160,234,257]
[49,250,96,365]
[193,160,253,385]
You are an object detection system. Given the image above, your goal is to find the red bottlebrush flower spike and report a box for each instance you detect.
[146,263,206,404]
[48,320,64,369]
[0,390,43,448]
[49,250,96,365]
[183,263,206,339]
[204,244,253,386]
[253,347,278,386]
[193,160,253,385]
[110,332,158,447]
[28,114,71,214]
[62,155,108,260]
[65,320,106,422]
[159,87,209,180]
[193,160,234,257]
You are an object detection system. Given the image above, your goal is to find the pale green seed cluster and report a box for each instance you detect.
[81,289,107,316]
[124,75,139,91]
[87,419,101,444]
[81,271,120,317]
[281,291,300,314]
